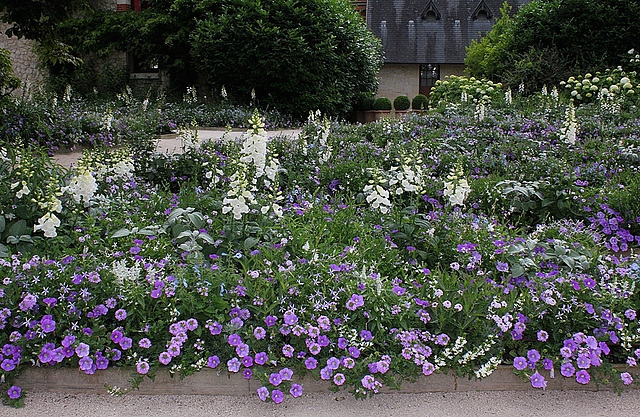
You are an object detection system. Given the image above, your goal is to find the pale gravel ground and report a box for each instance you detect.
[52,128,303,168]
[6,391,640,417]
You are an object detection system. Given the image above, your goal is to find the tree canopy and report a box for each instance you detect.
[465,0,640,91]
[55,0,383,117]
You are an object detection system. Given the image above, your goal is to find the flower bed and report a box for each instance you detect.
[2,90,640,408]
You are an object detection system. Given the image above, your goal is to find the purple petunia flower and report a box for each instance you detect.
[527,349,541,364]
[264,315,277,327]
[115,309,127,321]
[79,356,93,371]
[242,368,253,380]
[326,357,340,370]
[360,330,373,341]
[1,359,15,372]
[422,362,435,376]
[576,370,591,385]
[283,310,298,326]
[62,335,76,348]
[305,357,318,370]
[207,355,220,368]
[348,346,361,358]
[242,355,253,368]
[236,343,249,358]
[530,372,547,389]
[333,372,346,386]
[158,351,172,365]
[110,329,123,344]
[40,315,56,333]
[320,366,333,380]
[337,337,348,350]
[513,357,528,371]
[496,262,509,273]
[346,294,364,311]
[228,334,242,346]
[257,386,269,402]
[561,363,576,379]
[269,372,282,386]
[227,357,241,373]
[290,383,303,398]
[279,368,293,381]
[537,330,549,342]
[282,344,294,358]
[7,385,21,400]
[254,326,266,340]
[139,338,152,349]
[119,337,133,350]
[95,354,109,370]
[361,375,376,390]
[75,342,90,358]
[255,352,268,366]
[136,361,149,375]
[621,372,633,385]
[272,389,284,404]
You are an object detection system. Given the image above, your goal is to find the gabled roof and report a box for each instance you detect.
[366,0,529,64]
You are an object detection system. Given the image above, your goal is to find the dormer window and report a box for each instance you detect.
[421,0,441,21]
[472,0,493,20]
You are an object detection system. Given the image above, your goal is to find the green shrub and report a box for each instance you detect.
[393,95,410,111]
[0,48,20,98]
[411,94,428,110]
[354,91,376,111]
[373,97,392,110]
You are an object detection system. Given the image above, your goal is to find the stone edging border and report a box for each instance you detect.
[15,365,635,396]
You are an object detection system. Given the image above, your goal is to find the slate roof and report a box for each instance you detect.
[366,0,529,64]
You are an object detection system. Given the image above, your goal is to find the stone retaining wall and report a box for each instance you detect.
[0,22,46,96]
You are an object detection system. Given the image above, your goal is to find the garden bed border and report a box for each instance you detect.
[15,365,634,396]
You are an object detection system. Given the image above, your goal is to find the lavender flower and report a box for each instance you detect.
[136,360,150,374]
[207,355,220,368]
[290,383,303,398]
[255,352,268,365]
[272,389,284,404]
[257,386,269,402]
[530,372,547,389]
[305,357,318,370]
[621,372,633,385]
[513,357,527,371]
[7,385,21,400]
[269,372,282,386]
[115,309,127,321]
[576,370,591,385]
[75,342,90,358]
[227,357,241,372]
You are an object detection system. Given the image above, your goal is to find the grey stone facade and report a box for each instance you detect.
[0,21,45,96]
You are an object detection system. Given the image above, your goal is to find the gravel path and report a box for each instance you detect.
[6,390,640,417]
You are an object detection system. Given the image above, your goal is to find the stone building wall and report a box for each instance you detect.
[0,21,46,96]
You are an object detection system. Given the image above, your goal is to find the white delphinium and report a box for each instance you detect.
[63,84,72,102]
[12,181,30,199]
[102,110,114,131]
[388,156,425,196]
[33,212,61,238]
[64,169,98,206]
[443,165,471,207]
[541,85,548,96]
[504,88,512,105]
[550,86,559,101]
[222,173,256,220]
[240,125,268,178]
[475,102,486,121]
[460,91,468,103]
[177,122,199,151]
[560,102,578,145]
[364,184,392,214]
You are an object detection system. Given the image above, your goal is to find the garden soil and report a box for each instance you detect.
[7,390,640,417]
[40,128,640,417]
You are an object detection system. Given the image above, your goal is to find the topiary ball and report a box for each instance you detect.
[393,95,411,110]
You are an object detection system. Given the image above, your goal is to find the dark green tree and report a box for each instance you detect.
[189,0,383,117]
[0,0,89,64]
[466,0,640,92]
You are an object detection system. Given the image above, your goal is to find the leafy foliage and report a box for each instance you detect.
[190,0,382,118]
[466,0,640,92]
